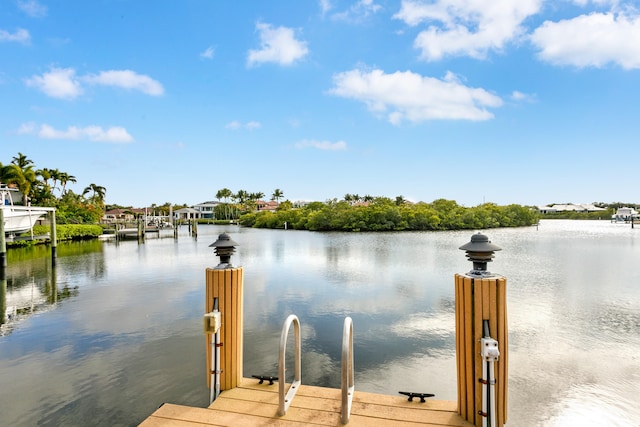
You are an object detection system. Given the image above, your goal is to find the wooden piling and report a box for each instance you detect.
[0,268,6,325]
[49,210,57,264]
[205,266,244,390]
[455,273,508,427]
[0,209,6,269]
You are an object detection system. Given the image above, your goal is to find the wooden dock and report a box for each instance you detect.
[139,377,473,427]
[139,233,508,427]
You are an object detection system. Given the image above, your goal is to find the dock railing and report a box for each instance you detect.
[278,314,302,416]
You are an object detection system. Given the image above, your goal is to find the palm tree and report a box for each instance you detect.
[0,162,9,183]
[6,153,37,205]
[59,172,77,195]
[234,190,249,218]
[83,183,107,204]
[37,168,52,187]
[34,168,55,204]
[271,188,284,203]
[249,191,265,211]
[12,152,33,169]
[215,188,233,220]
[216,188,233,204]
[49,168,62,195]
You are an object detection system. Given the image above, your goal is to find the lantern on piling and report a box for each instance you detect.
[205,232,244,392]
[458,232,502,276]
[209,232,239,268]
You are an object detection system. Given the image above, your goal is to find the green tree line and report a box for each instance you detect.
[240,197,540,231]
[213,187,284,220]
[1,152,107,224]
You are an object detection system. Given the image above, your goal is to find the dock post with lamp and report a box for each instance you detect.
[204,232,243,396]
[455,233,508,427]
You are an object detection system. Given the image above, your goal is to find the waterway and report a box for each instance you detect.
[0,220,639,426]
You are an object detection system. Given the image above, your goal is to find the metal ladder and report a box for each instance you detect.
[278,314,355,424]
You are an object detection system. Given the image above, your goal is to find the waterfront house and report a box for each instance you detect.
[256,200,279,212]
[173,207,201,220]
[103,209,135,223]
[537,203,606,214]
[193,201,220,219]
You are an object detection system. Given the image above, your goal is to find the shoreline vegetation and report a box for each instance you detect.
[5,201,624,248]
[240,198,540,231]
[2,152,632,246]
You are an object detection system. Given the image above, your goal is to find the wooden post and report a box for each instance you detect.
[0,268,6,326]
[455,274,508,427]
[0,208,6,269]
[205,266,243,391]
[137,218,144,240]
[49,210,57,265]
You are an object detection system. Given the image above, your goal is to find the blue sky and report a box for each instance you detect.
[2,0,639,207]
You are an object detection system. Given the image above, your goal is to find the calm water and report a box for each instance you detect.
[1,220,639,426]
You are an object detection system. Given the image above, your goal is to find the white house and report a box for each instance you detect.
[193,201,220,219]
[173,207,201,220]
[538,203,606,214]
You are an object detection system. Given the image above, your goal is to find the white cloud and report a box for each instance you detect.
[225,121,241,130]
[25,68,164,98]
[18,123,133,143]
[531,12,640,69]
[571,0,619,6]
[394,0,541,60]
[18,0,47,18]
[225,120,261,130]
[331,0,382,22]
[17,122,37,135]
[329,68,502,124]
[295,139,347,151]
[319,0,332,16]
[83,70,164,95]
[25,67,83,99]
[200,46,215,59]
[0,28,31,44]
[247,22,309,66]
[511,90,536,102]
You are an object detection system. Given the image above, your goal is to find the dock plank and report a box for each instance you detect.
[139,378,474,427]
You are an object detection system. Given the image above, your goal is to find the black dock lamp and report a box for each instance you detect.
[209,232,239,269]
[459,232,502,276]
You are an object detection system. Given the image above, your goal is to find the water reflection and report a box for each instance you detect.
[0,221,639,426]
[0,241,107,336]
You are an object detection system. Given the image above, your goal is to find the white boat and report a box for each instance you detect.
[1,184,51,235]
[611,207,639,223]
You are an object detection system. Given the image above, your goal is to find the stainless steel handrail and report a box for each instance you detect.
[278,314,301,416]
[341,316,354,424]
